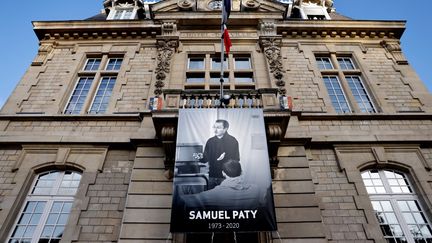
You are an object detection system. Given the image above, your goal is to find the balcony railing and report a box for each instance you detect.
[162,89,281,110]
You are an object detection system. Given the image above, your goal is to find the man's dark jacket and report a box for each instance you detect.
[202,133,240,178]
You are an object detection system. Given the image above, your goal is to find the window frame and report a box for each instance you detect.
[108,8,136,20]
[88,76,117,114]
[105,58,124,71]
[64,76,95,115]
[315,53,377,114]
[185,53,255,89]
[362,169,432,242]
[322,75,352,113]
[7,171,81,243]
[83,58,102,71]
[64,56,122,115]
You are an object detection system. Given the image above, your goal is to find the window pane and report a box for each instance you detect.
[337,57,355,70]
[235,57,251,69]
[84,58,101,71]
[384,170,412,194]
[316,57,333,70]
[89,77,116,114]
[210,72,229,83]
[211,57,228,70]
[346,76,376,113]
[65,77,94,114]
[234,73,254,83]
[106,58,123,71]
[373,200,405,241]
[322,76,351,113]
[186,73,205,83]
[188,58,204,69]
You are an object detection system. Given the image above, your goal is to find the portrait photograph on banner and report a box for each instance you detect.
[170,109,277,233]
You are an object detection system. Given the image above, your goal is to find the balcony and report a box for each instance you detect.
[161,88,282,110]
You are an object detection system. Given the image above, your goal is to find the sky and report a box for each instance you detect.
[0,0,431,109]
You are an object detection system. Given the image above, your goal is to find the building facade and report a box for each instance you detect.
[1,0,432,242]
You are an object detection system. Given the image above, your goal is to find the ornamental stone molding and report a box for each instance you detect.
[381,40,408,65]
[154,39,178,95]
[259,20,277,36]
[161,20,178,36]
[177,0,195,10]
[32,43,55,66]
[241,0,260,10]
[260,37,286,95]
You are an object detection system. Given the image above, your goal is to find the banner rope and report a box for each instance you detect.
[165,232,172,243]
[276,231,283,243]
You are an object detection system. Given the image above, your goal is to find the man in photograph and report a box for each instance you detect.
[195,119,240,189]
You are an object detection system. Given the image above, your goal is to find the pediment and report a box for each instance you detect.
[151,0,287,14]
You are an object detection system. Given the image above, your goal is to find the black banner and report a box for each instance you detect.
[170,109,277,232]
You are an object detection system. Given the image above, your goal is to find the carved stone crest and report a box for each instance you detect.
[260,38,286,95]
[154,40,178,95]
[241,0,260,10]
[178,0,195,10]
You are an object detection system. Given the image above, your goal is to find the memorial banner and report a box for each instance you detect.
[170,109,277,232]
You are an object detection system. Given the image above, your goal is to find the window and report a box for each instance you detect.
[234,56,251,69]
[362,169,432,242]
[8,171,81,243]
[322,76,351,113]
[83,58,101,71]
[316,54,377,113]
[188,57,205,70]
[337,57,356,70]
[64,56,122,114]
[211,57,228,70]
[64,77,94,114]
[346,76,376,113]
[186,54,254,89]
[111,9,134,20]
[89,77,116,114]
[316,57,333,70]
[106,58,123,71]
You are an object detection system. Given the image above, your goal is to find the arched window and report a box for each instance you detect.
[362,169,432,242]
[8,170,81,243]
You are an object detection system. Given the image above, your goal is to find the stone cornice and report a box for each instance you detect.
[0,113,146,122]
[277,20,406,39]
[294,112,432,121]
[32,20,161,40]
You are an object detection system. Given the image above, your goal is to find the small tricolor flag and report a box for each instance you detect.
[223,25,232,54]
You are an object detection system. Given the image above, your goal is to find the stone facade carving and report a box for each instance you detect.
[154,40,177,95]
[381,40,408,65]
[162,21,178,36]
[260,38,286,95]
[177,0,195,10]
[241,0,260,10]
[259,20,277,36]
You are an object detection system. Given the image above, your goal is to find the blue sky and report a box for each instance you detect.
[0,0,431,109]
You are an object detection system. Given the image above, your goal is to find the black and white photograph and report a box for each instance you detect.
[170,109,277,232]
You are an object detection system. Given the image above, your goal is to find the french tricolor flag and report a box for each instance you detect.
[222,0,232,54]
[223,24,232,54]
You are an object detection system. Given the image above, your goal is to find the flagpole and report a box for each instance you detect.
[220,0,225,107]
